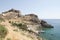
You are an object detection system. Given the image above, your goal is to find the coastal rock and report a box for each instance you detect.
[23,14,41,24]
[40,20,53,28]
[0,9,54,40]
[0,9,54,33]
[21,14,53,34]
[23,14,53,28]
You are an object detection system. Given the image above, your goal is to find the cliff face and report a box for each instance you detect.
[0,9,53,40]
[0,9,53,33]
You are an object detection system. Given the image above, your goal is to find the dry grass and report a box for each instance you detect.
[0,20,42,40]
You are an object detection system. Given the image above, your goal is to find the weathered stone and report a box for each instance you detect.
[23,14,41,24]
[25,14,38,18]
[2,9,21,19]
[27,24,42,34]
[0,9,54,34]
[40,20,53,28]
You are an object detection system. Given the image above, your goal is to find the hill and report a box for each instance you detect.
[0,9,53,40]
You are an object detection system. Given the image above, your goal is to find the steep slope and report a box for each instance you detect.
[0,20,42,40]
[0,9,53,40]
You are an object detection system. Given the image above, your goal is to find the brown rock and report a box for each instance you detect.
[40,20,53,28]
[2,9,21,19]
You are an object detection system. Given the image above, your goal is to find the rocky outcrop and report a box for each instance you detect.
[25,14,38,18]
[0,9,54,40]
[0,9,53,33]
[1,9,21,19]
[20,14,53,34]
[2,9,20,13]
[40,20,53,28]
[24,14,53,28]
[23,14,41,24]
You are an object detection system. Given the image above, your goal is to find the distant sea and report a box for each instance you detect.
[39,19,60,40]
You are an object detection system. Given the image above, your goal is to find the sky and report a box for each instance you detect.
[0,0,60,19]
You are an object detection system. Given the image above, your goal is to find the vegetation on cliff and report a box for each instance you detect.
[9,21,28,31]
[0,24,7,40]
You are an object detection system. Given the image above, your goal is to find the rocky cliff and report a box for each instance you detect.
[0,9,53,33]
[0,9,53,40]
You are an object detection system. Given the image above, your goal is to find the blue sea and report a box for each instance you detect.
[40,19,60,40]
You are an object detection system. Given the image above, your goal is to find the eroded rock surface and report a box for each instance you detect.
[0,9,53,40]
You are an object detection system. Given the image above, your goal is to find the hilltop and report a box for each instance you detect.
[0,9,53,40]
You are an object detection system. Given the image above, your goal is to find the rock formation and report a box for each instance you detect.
[40,20,53,28]
[0,9,54,40]
[1,9,21,19]
[0,9,53,33]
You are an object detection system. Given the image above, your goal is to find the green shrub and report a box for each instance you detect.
[0,18,5,22]
[11,22,28,30]
[7,38,11,40]
[11,22,17,26]
[0,24,7,38]
[13,29,18,32]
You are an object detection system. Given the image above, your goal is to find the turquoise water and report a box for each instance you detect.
[40,19,60,40]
